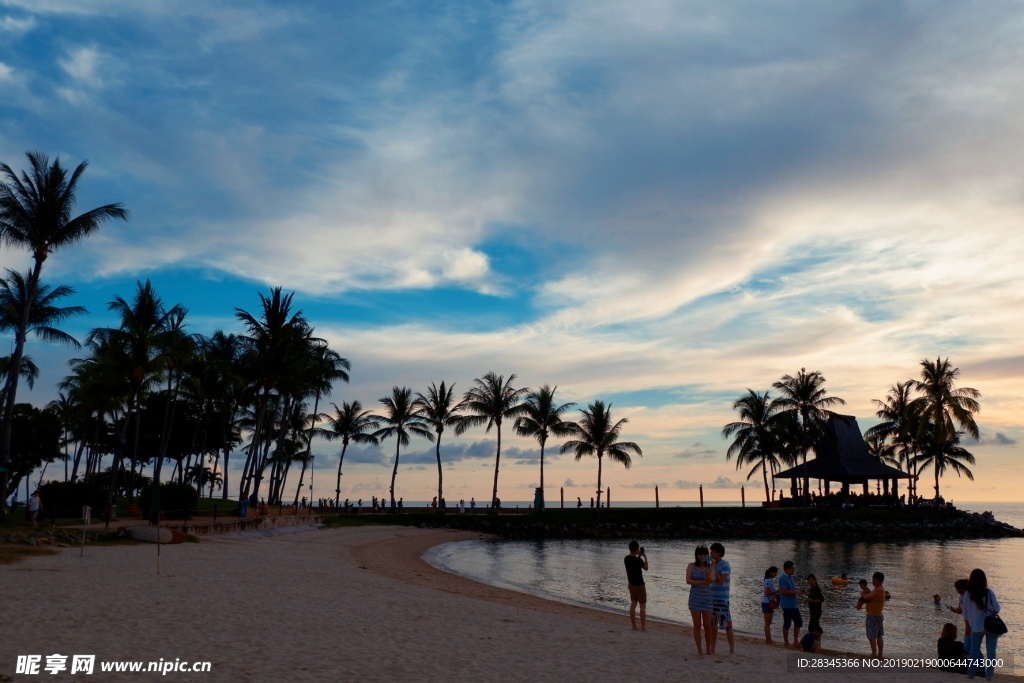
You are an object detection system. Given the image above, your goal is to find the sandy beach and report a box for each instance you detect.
[2,525,1008,682]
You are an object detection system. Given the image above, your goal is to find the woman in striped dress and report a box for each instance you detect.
[686,545,716,655]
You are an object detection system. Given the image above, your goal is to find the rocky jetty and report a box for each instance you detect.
[382,506,1024,541]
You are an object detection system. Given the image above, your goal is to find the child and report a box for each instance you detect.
[801,626,823,653]
[855,579,869,608]
[806,574,824,632]
[937,622,966,671]
[947,578,971,638]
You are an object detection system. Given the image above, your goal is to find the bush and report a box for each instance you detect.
[37,480,108,519]
[139,483,199,519]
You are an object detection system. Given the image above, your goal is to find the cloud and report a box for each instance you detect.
[0,15,35,33]
[58,45,105,88]
[674,476,740,490]
[966,432,1018,447]
[673,443,720,460]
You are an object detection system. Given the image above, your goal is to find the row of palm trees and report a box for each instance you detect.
[0,151,643,512]
[335,378,642,510]
[723,361,980,503]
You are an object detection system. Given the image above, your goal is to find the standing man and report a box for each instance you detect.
[709,542,735,655]
[624,540,649,631]
[856,571,886,657]
[779,560,804,649]
[28,490,42,527]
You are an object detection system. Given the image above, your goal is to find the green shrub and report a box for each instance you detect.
[139,483,198,519]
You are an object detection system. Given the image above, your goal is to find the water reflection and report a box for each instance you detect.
[426,536,1024,661]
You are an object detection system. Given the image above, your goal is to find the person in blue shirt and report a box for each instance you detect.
[709,542,734,655]
[779,560,805,649]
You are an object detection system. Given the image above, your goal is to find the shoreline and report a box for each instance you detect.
[3,525,1016,682]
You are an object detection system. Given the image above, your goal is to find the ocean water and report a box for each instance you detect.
[425,501,1024,664]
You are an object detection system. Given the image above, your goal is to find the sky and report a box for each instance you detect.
[1,0,1022,504]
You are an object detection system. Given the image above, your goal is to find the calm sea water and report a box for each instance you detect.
[425,501,1023,663]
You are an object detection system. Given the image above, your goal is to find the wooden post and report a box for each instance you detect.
[741,486,745,508]
[699,484,704,508]
[655,485,660,509]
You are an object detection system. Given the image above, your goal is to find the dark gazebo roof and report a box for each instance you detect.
[774,414,911,483]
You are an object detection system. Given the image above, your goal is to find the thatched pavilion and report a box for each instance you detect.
[774,414,912,499]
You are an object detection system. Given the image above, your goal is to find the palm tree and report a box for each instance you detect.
[911,358,980,500]
[91,280,187,503]
[323,401,379,505]
[772,368,846,502]
[561,401,641,508]
[414,381,469,509]
[0,151,127,512]
[234,287,315,499]
[514,385,576,508]
[462,372,528,508]
[866,381,917,498]
[722,389,780,503]
[372,387,432,511]
[290,343,350,506]
[914,430,976,499]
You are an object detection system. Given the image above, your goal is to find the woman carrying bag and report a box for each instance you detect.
[961,568,1005,680]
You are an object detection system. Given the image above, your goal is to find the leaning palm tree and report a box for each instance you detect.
[324,400,379,505]
[414,381,469,510]
[722,389,780,503]
[514,385,576,507]
[372,387,432,511]
[866,381,918,498]
[560,401,642,509]
[462,372,528,508]
[0,152,127,513]
[911,358,980,500]
[772,368,846,502]
[914,430,976,499]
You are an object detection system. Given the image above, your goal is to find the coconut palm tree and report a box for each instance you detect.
[910,357,980,500]
[414,381,469,509]
[323,401,379,505]
[866,381,919,498]
[289,343,350,506]
[0,151,127,513]
[0,271,85,402]
[772,368,846,502]
[372,387,432,511]
[722,389,781,503]
[90,280,187,503]
[914,430,976,499]
[462,372,528,508]
[514,385,576,508]
[560,401,642,509]
[234,287,315,499]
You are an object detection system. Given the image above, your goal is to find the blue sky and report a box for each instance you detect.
[2,1,1023,502]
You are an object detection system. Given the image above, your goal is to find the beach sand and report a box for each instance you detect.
[2,525,1006,682]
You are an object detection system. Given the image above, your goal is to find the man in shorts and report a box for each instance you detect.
[780,560,804,649]
[856,571,886,656]
[624,540,649,631]
[709,542,735,655]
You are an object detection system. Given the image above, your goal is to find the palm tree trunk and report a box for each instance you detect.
[762,458,770,503]
[389,439,401,512]
[292,456,309,506]
[435,432,444,509]
[539,437,546,492]
[596,452,604,508]
[490,422,502,508]
[335,439,349,505]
